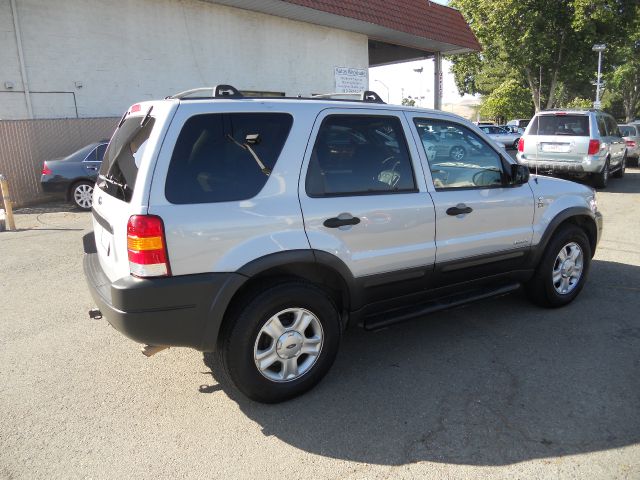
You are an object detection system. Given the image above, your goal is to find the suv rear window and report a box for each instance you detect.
[98,116,155,202]
[620,125,637,137]
[528,115,590,136]
[165,113,293,204]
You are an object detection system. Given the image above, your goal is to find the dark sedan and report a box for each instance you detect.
[40,141,107,210]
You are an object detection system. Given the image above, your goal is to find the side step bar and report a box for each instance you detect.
[364,283,521,330]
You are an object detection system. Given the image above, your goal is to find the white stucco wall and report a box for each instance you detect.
[0,0,369,119]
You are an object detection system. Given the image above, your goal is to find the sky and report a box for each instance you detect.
[368,0,481,111]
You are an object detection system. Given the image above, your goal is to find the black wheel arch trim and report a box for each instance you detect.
[530,206,600,267]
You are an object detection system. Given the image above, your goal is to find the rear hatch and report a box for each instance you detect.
[522,113,592,162]
[91,101,175,282]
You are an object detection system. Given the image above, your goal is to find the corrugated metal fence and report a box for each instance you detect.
[0,117,118,207]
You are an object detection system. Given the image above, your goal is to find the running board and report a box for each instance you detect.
[364,283,521,330]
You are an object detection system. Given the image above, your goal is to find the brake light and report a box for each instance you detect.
[626,140,636,148]
[130,104,141,113]
[42,161,52,175]
[517,138,524,152]
[127,215,171,278]
[588,139,600,155]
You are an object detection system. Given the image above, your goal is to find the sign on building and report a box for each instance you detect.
[334,67,368,94]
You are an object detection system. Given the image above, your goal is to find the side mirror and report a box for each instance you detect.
[510,163,530,185]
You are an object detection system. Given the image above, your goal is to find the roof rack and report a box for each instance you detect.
[168,84,243,99]
[311,91,385,104]
[167,85,386,104]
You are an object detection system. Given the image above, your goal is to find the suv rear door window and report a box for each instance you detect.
[305,115,416,197]
[98,117,155,202]
[605,116,621,137]
[528,115,590,136]
[165,113,293,204]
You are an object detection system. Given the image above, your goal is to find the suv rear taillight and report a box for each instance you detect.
[626,140,636,148]
[588,139,600,155]
[127,215,171,278]
[517,138,524,152]
[42,161,52,175]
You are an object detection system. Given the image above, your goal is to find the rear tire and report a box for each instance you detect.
[526,225,591,308]
[218,281,341,403]
[70,181,94,210]
[592,160,609,189]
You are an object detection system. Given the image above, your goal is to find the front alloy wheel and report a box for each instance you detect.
[552,242,584,295]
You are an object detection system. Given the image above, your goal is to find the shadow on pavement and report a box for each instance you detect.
[202,259,640,466]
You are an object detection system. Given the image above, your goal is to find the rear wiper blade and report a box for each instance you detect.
[98,174,130,191]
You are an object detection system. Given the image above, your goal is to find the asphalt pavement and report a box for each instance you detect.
[1,170,639,479]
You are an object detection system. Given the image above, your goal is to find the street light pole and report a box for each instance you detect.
[413,67,423,107]
[592,44,606,109]
[374,79,390,103]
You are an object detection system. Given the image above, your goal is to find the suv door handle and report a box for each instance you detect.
[323,216,361,228]
[446,204,473,216]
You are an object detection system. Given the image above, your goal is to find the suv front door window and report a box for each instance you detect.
[410,117,535,274]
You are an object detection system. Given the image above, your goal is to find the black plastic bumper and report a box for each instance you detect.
[83,250,246,352]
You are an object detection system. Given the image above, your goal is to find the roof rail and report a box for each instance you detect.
[168,85,243,99]
[167,84,385,104]
[311,90,385,104]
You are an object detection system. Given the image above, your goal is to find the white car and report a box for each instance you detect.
[479,125,521,149]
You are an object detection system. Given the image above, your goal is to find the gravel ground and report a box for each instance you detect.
[1,171,639,480]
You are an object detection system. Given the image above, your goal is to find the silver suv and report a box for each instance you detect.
[84,86,603,403]
[516,110,627,188]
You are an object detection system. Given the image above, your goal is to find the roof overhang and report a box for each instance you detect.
[207,0,480,59]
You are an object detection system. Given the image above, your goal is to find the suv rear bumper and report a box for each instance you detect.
[517,156,604,175]
[83,250,245,352]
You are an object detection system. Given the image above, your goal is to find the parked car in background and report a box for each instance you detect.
[479,125,520,149]
[40,141,108,210]
[619,124,640,166]
[500,125,525,135]
[507,119,531,129]
[517,110,627,188]
[417,124,485,161]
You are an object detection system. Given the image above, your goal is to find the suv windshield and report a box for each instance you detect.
[98,115,155,202]
[528,115,590,136]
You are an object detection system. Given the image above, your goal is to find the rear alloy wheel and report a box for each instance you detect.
[218,282,341,403]
[71,181,94,210]
[592,160,609,189]
[449,146,466,161]
[612,154,626,178]
[526,225,591,308]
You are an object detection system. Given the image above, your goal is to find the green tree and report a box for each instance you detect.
[449,0,637,112]
[479,80,534,122]
[562,97,593,109]
[401,97,416,107]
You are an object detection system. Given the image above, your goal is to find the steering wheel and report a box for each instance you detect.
[472,169,502,187]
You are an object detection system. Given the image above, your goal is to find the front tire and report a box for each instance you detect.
[526,225,592,308]
[218,282,341,403]
[71,181,94,210]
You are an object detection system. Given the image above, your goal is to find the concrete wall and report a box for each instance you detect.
[0,0,369,120]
